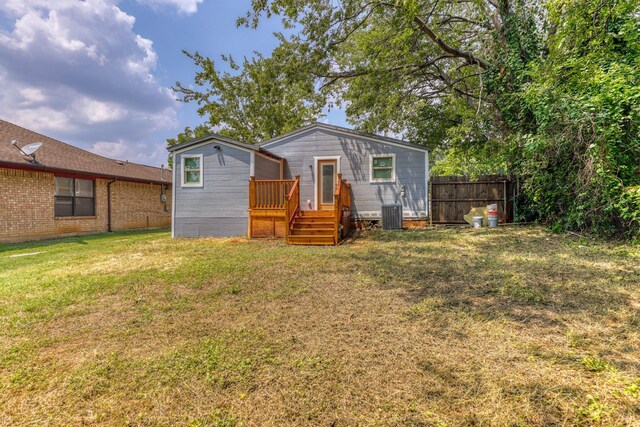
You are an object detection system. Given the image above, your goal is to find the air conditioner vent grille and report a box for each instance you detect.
[381,204,403,230]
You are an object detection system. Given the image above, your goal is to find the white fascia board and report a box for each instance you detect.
[171,152,176,238]
[261,127,428,153]
[172,139,256,156]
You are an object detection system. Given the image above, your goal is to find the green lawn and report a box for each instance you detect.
[0,227,638,426]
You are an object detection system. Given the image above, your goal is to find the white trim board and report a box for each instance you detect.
[425,150,430,216]
[354,211,428,219]
[172,139,255,156]
[181,154,204,188]
[369,153,396,183]
[312,156,341,210]
[261,126,429,153]
[249,152,255,177]
[171,152,176,238]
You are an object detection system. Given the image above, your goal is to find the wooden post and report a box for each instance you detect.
[284,176,300,245]
[294,175,300,213]
[503,179,507,223]
[248,177,255,238]
[334,192,340,245]
[511,176,520,224]
[284,191,290,244]
[249,176,256,210]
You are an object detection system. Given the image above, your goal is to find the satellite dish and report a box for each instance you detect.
[22,142,43,156]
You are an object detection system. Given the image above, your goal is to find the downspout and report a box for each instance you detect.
[107,179,116,232]
[160,165,167,212]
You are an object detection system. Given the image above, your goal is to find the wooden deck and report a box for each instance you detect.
[248,176,351,245]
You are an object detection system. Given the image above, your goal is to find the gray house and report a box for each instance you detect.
[169,123,429,245]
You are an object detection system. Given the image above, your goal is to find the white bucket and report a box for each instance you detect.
[488,212,498,228]
[473,216,483,228]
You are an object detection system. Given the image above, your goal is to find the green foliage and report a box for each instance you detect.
[241,0,499,149]
[514,0,640,237]
[166,124,211,167]
[581,356,617,373]
[577,394,609,423]
[430,145,507,177]
[166,124,212,148]
[173,0,640,238]
[171,37,324,145]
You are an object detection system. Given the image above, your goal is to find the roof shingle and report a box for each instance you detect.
[0,119,170,184]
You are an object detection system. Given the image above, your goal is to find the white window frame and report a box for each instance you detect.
[181,154,203,187]
[313,156,341,210]
[369,153,396,183]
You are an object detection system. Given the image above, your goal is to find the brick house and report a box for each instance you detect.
[0,119,171,243]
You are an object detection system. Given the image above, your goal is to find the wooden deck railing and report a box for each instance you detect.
[334,174,352,244]
[283,176,300,243]
[249,177,296,210]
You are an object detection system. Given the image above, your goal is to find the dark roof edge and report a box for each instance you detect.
[0,118,170,171]
[259,122,429,151]
[0,161,171,185]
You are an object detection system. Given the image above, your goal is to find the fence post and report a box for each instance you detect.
[503,179,507,223]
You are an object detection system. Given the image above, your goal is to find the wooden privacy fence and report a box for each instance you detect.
[430,175,518,224]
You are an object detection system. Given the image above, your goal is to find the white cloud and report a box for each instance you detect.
[0,0,184,166]
[92,140,131,158]
[92,139,171,167]
[136,0,204,15]
[18,87,47,103]
[75,99,127,124]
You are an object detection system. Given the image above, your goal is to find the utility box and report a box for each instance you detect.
[381,204,403,230]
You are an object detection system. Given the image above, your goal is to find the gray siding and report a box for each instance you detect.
[254,154,280,179]
[264,129,428,218]
[173,142,250,237]
[174,217,247,237]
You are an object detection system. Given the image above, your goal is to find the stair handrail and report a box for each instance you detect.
[334,174,351,245]
[284,176,300,243]
[250,178,296,210]
[343,179,351,237]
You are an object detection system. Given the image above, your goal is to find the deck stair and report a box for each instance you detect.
[288,210,336,245]
[249,174,351,245]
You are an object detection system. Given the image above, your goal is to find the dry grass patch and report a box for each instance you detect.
[0,227,639,426]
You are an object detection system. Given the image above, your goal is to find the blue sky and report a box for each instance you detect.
[0,0,346,167]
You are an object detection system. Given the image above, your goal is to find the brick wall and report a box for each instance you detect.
[110,180,171,230]
[0,167,171,243]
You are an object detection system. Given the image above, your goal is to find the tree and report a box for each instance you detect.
[513,0,640,236]
[171,37,324,144]
[239,1,543,148]
[166,124,211,167]
[172,0,639,236]
[240,0,639,237]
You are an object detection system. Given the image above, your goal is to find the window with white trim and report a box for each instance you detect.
[181,154,203,187]
[370,154,395,182]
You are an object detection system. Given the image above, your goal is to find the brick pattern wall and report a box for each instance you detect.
[110,181,171,230]
[0,167,171,243]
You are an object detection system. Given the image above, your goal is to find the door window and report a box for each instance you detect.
[321,163,335,204]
